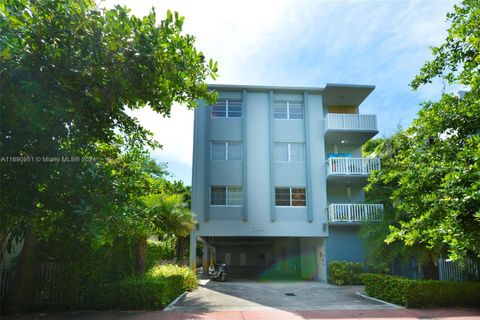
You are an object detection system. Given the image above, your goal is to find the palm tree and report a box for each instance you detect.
[135,194,195,275]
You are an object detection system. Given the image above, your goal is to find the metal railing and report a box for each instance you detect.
[325,113,377,131]
[328,203,383,222]
[327,157,380,175]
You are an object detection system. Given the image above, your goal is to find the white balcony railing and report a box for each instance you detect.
[325,113,377,131]
[327,157,380,176]
[328,203,383,222]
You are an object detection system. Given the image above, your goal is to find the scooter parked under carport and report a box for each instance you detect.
[208,263,227,281]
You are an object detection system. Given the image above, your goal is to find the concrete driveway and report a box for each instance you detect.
[167,279,398,312]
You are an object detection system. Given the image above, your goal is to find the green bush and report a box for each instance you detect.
[328,261,389,286]
[146,238,175,269]
[362,273,480,308]
[146,264,198,291]
[95,276,184,310]
[328,261,365,285]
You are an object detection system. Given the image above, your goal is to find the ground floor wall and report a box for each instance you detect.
[325,225,364,266]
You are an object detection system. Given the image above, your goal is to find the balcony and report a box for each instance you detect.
[324,113,379,145]
[326,157,380,181]
[328,203,383,223]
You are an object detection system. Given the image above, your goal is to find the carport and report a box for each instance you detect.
[196,236,323,280]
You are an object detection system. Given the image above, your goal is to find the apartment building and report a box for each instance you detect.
[190,83,382,281]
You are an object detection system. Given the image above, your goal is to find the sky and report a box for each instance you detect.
[104,0,458,185]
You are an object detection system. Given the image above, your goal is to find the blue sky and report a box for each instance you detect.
[105,0,458,184]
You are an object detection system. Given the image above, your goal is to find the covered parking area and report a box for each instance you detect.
[193,236,325,281]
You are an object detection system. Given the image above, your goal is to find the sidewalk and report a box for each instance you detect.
[4,308,480,320]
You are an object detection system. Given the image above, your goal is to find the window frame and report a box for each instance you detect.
[273,101,304,120]
[275,187,307,207]
[274,142,305,162]
[210,141,243,161]
[210,186,244,207]
[211,99,243,119]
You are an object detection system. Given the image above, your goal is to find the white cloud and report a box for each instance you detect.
[104,0,458,183]
[127,105,194,166]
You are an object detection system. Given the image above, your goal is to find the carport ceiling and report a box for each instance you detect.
[206,236,277,246]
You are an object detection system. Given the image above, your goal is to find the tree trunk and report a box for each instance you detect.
[136,235,148,276]
[422,254,439,280]
[2,226,40,315]
[175,236,185,261]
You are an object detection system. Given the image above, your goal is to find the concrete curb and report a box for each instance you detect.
[163,292,187,311]
[355,292,403,309]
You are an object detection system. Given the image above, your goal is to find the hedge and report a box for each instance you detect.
[328,261,389,285]
[362,273,480,308]
[94,265,197,310]
[95,276,183,310]
[328,261,364,285]
[146,264,198,291]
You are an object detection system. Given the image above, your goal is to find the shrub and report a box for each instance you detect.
[362,273,480,308]
[146,264,198,291]
[328,261,365,285]
[146,238,175,268]
[95,276,184,310]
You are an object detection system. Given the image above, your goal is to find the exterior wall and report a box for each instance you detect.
[191,89,329,238]
[327,184,365,203]
[191,84,377,281]
[327,105,358,114]
[299,237,325,280]
[325,225,364,265]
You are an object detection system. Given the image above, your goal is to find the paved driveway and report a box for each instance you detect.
[167,279,397,312]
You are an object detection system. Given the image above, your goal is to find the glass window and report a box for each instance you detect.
[290,143,305,162]
[228,142,243,160]
[211,187,226,205]
[212,100,227,118]
[210,186,243,206]
[228,100,242,118]
[211,142,226,160]
[227,186,243,205]
[291,188,306,206]
[275,188,291,206]
[289,102,304,120]
[273,101,288,119]
[273,101,303,120]
[274,143,304,162]
[274,143,289,161]
[211,99,242,118]
[275,187,306,206]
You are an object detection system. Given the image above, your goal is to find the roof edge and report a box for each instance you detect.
[207,83,376,92]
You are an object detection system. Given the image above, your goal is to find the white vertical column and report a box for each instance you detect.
[189,234,197,271]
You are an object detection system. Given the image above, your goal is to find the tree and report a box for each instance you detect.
[361,134,442,279]
[0,0,217,312]
[362,0,480,273]
[135,194,194,275]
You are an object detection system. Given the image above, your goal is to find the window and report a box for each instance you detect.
[274,143,305,162]
[240,253,247,266]
[275,187,306,206]
[211,142,243,160]
[211,99,242,118]
[273,101,304,120]
[210,186,243,206]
